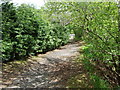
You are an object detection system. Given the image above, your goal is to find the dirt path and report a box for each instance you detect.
[2,41,88,88]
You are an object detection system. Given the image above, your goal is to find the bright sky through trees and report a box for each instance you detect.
[11,0,45,9]
[11,0,118,9]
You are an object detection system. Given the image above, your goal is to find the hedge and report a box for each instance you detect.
[1,2,70,62]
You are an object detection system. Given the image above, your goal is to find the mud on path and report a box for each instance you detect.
[2,41,89,88]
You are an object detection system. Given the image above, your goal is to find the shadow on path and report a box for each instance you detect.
[2,41,89,88]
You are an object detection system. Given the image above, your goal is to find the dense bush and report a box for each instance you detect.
[82,2,119,71]
[2,2,17,61]
[1,2,70,62]
[77,2,120,86]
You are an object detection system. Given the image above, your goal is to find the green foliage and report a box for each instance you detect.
[1,2,70,62]
[2,2,17,60]
[62,2,119,87]
[81,2,120,74]
[66,2,120,84]
[2,1,119,87]
[90,74,109,88]
[74,26,83,41]
[81,46,110,88]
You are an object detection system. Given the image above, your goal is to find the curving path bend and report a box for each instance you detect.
[2,41,84,88]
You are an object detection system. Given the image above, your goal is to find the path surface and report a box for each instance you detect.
[2,41,84,88]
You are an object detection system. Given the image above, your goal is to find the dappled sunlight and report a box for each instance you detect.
[1,1,120,88]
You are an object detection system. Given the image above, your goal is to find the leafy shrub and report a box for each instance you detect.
[90,74,109,88]
[82,2,120,73]
[1,2,70,62]
[2,2,17,61]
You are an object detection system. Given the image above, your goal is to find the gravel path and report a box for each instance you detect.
[2,41,84,88]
